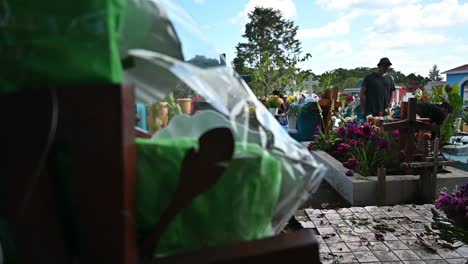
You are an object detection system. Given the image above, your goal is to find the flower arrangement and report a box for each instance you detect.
[286,95,296,104]
[310,117,399,177]
[266,96,281,109]
[435,183,468,226]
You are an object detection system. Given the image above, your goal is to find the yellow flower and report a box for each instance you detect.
[286,95,296,103]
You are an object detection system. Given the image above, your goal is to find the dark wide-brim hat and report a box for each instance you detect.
[377,57,392,66]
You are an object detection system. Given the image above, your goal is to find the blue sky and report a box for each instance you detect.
[166,0,468,78]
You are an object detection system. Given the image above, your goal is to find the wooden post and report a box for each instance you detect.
[377,167,386,206]
[419,138,439,203]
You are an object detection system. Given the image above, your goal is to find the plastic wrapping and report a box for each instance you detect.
[122,0,326,237]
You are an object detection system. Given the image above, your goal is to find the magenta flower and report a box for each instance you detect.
[345,170,354,176]
[337,143,351,153]
[377,139,388,150]
[361,124,374,139]
[337,126,346,138]
[349,139,358,146]
[343,157,359,170]
[392,129,400,137]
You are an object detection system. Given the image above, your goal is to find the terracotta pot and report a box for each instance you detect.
[177,98,192,114]
[159,102,168,127]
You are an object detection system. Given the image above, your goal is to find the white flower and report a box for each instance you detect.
[345,117,352,122]
[366,115,373,120]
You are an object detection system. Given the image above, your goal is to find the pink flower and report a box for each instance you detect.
[338,143,351,153]
[392,129,400,137]
[345,170,354,176]
[337,126,346,138]
[349,139,358,146]
[377,139,388,150]
[361,124,374,139]
[343,157,359,170]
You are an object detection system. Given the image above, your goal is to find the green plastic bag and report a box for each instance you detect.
[136,138,282,257]
[0,0,125,92]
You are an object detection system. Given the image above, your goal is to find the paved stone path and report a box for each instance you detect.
[294,204,468,264]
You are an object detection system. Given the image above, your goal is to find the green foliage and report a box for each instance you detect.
[233,7,310,95]
[430,84,463,142]
[351,141,387,177]
[187,55,221,68]
[428,64,442,81]
[166,93,182,120]
[266,97,280,108]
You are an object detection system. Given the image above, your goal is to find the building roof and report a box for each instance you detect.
[442,64,468,74]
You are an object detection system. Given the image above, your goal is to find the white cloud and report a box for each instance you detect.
[372,0,468,33]
[315,0,419,10]
[298,17,351,39]
[229,0,296,24]
[297,10,362,39]
[316,40,353,58]
[366,30,448,50]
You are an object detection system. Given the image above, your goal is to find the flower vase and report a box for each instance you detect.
[269,108,278,116]
[288,115,297,130]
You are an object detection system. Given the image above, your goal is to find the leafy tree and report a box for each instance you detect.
[233,7,311,95]
[342,77,361,89]
[187,55,221,68]
[429,64,442,81]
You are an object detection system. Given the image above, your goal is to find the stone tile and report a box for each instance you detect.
[455,245,468,258]
[386,211,406,218]
[340,232,362,242]
[329,219,349,227]
[354,250,379,262]
[394,231,417,240]
[313,220,330,227]
[298,220,315,228]
[403,261,426,264]
[373,251,400,262]
[392,250,421,261]
[413,250,442,260]
[325,213,342,220]
[365,206,383,212]
[401,223,426,231]
[446,259,468,264]
[350,207,367,213]
[317,227,336,235]
[381,232,400,241]
[367,242,391,252]
[337,208,353,215]
[401,210,421,217]
[336,226,354,234]
[294,210,310,221]
[353,225,373,233]
[315,235,325,244]
[328,242,350,253]
[322,209,338,214]
[346,241,371,252]
[322,233,343,243]
[360,233,380,242]
[436,248,463,259]
[400,239,424,250]
[384,240,410,250]
[321,252,341,264]
[423,204,435,209]
[319,243,330,253]
[304,208,321,214]
[356,213,373,220]
[333,252,358,263]
[424,260,449,264]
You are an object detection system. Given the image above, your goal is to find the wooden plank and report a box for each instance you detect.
[377,167,386,206]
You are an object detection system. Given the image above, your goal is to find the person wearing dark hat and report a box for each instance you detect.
[360,57,396,117]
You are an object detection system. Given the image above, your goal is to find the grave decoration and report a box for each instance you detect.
[120,0,326,257]
[310,85,460,178]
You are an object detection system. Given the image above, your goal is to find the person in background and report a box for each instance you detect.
[360,57,396,117]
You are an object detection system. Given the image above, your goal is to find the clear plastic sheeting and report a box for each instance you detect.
[121,0,326,233]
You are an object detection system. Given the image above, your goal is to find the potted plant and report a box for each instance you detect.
[266,96,280,115]
[174,82,193,114]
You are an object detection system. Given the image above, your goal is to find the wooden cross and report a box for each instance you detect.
[382,97,457,203]
[382,98,440,164]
